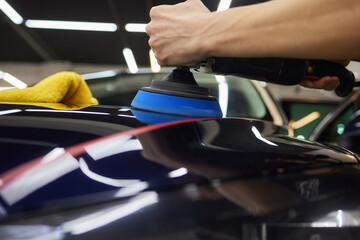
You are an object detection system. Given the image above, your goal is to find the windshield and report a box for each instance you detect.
[87,72,271,121]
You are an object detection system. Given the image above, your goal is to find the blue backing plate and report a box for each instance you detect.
[131,109,193,124]
[131,90,223,118]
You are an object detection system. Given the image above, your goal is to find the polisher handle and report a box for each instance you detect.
[305,60,355,97]
[196,57,355,97]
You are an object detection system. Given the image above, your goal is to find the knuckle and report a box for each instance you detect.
[154,53,166,65]
[145,23,152,35]
[149,5,169,18]
[148,38,157,48]
[148,37,162,49]
[149,6,161,18]
[149,7,156,18]
[148,39,153,48]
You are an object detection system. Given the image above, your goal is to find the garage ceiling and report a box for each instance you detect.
[0,0,266,68]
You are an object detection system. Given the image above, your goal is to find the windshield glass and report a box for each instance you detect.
[87,72,270,120]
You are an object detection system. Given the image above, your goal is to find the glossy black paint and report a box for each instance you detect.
[1,103,360,240]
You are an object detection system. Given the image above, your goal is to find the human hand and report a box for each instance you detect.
[300,76,340,91]
[300,60,352,91]
[146,0,211,66]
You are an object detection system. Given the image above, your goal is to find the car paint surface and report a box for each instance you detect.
[0,103,360,239]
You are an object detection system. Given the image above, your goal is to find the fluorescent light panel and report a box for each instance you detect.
[168,168,188,178]
[149,49,161,73]
[0,109,22,116]
[123,48,138,73]
[0,0,23,24]
[81,70,117,80]
[215,75,229,117]
[0,71,27,89]
[217,0,232,11]
[25,20,117,32]
[125,23,146,32]
[0,87,15,91]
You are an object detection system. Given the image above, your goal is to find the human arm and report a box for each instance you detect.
[146,0,360,66]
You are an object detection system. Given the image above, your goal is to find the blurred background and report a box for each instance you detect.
[0,0,271,86]
[0,0,359,88]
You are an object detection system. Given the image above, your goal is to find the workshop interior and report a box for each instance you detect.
[1,0,359,136]
[1,0,360,240]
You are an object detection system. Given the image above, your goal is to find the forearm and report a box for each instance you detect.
[201,0,360,60]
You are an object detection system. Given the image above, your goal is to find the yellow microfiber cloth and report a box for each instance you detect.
[0,71,98,110]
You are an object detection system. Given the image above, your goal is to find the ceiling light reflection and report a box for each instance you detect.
[41,147,65,164]
[0,109,21,116]
[81,70,117,80]
[118,108,131,112]
[25,109,110,115]
[149,49,161,73]
[0,0,23,24]
[114,181,149,198]
[0,150,79,205]
[217,0,232,11]
[338,210,343,227]
[215,75,229,117]
[62,191,158,235]
[25,20,117,32]
[251,126,278,146]
[0,87,15,91]
[123,48,138,73]
[168,168,188,178]
[125,23,147,32]
[0,71,27,89]
[310,209,360,228]
[117,114,136,118]
[79,158,140,187]
[0,225,63,239]
[85,135,143,161]
[259,81,267,87]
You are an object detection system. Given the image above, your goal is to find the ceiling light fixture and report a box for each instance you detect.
[0,0,23,24]
[125,23,147,33]
[149,49,161,73]
[217,0,232,11]
[0,87,15,91]
[215,75,229,117]
[123,48,138,73]
[81,70,117,80]
[0,71,27,89]
[25,20,118,32]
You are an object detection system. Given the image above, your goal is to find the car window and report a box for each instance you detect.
[87,72,271,121]
[316,104,356,145]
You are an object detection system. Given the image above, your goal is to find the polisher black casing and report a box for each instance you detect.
[198,57,355,97]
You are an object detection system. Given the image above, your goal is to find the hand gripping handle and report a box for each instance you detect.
[305,60,355,97]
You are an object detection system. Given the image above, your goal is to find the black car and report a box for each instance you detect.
[309,89,360,153]
[0,71,360,240]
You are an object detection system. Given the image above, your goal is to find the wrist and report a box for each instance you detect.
[195,9,250,59]
[193,11,220,60]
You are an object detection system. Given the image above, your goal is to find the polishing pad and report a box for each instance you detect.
[131,108,192,124]
[131,67,222,118]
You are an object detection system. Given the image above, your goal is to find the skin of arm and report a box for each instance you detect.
[146,0,360,90]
